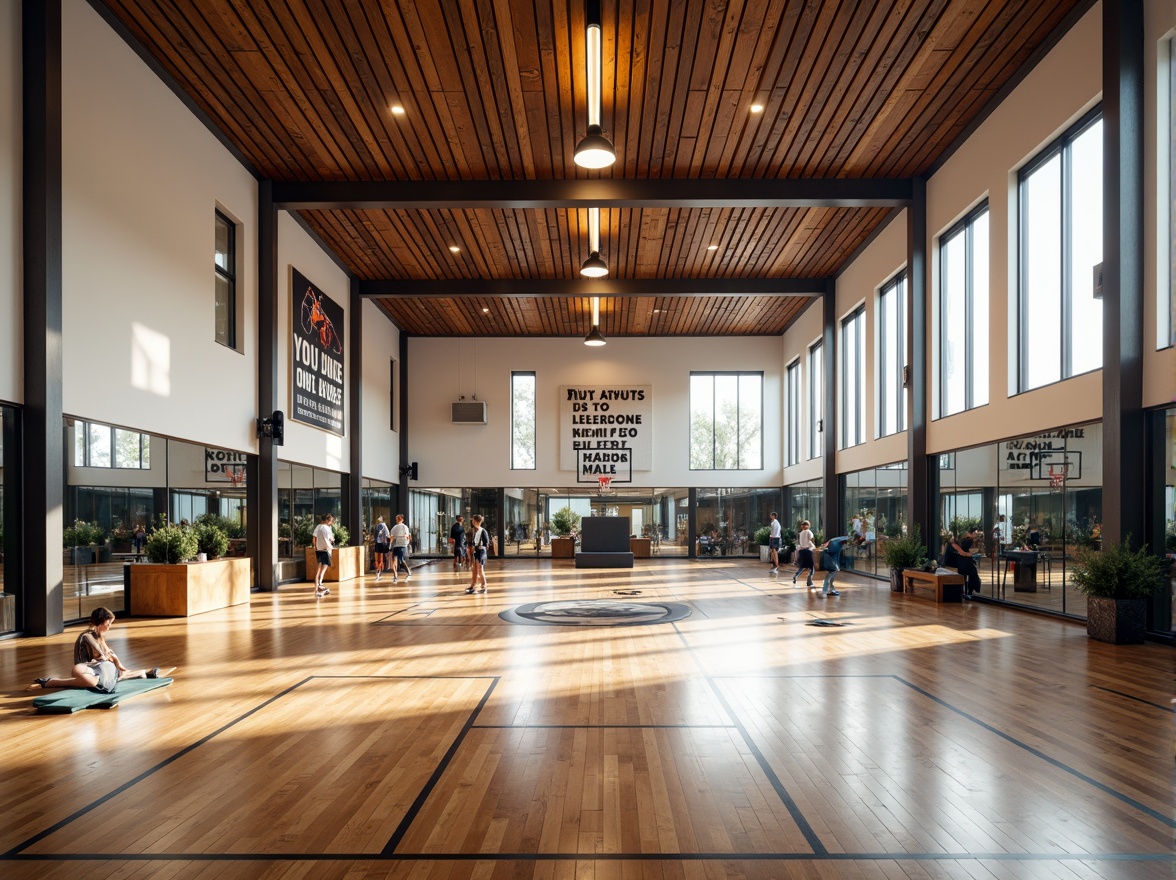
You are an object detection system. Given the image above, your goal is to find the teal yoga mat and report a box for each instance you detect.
[33,678,174,714]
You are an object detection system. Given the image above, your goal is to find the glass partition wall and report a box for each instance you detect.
[938,421,1103,617]
[694,488,781,558]
[277,462,345,558]
[0,405,15,635]
[841,462,908,577]
[783,479,824,536]
[65,419,250,623]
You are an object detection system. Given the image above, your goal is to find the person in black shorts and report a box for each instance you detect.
[449,515,466,573]
[464,514,489,594]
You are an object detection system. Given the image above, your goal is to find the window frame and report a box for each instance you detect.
[688,371,764,471]
[1016,107,1103,391]
[939,201,990,415]
[510,371,536,470]
[808,341,823,460]
[785,358,801,467]
[839,305,865,449]
[73,420,151,470]
[877,271,907,437]
[214,209,237,350]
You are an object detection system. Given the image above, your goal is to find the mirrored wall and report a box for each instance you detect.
[841,462,908,578]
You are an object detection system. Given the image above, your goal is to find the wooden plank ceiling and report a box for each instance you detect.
[101,0,1085,337]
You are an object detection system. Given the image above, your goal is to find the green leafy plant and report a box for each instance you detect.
[292,514,316,547]
[196,512,245,540]
[550,506,581,537]
[881,525,928,570]
[193,521,230,559]
[753,526,771,546]
[145,522,199,564]
[63,519,105,547]
[332,522,351,547]
[1068,537,1168,600]
[781,527,798,551]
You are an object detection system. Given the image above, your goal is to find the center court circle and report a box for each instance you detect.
[499,599,692,627]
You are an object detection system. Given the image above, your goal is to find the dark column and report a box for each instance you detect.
[347,277,363,543]
[906,178,929,542]
[253,181,279,590]
[687,488,697,558]
[495,488,505,560]
[1101,0,1145,549]
[23,1,64,636]
[821,279,838,535]
[397,332,410,514]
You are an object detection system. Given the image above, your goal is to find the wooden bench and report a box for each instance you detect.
[901,569,965,603]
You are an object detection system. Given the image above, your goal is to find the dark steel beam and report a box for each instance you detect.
[906,178,929,544]
[253,180,279,591]
[347,276,363,553]
[274,178,913,211]
[821,279,838,537]
[360,278,825,299]
[23,0,64,636]
[1100,0,1145,550]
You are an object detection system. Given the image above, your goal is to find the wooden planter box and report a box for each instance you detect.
[1086,596,1147,644]
[130,557,250,617]
[304,545,364,582]
[630,537,652,558]
[550,537,576,558]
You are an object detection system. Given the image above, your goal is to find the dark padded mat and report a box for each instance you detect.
[33,678,174,714]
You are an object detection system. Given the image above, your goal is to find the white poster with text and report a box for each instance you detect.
[560,385,652,481]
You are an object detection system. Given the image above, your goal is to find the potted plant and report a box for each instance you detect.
[753,526,771,562]
[880,525,929,592]
[780,527,797,565]
[63,519,105,566]
[1068,536,1168,644]
[133,520,250,616]
[193,521,230,561]
[550,506,580,559]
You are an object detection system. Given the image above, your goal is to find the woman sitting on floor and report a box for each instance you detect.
[30,607,166,691]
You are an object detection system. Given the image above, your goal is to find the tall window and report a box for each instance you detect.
[877,272,907,436]
[73,421,151,469]
[840,306,865,448]
[1165,36,1175,350]
[1018,110,1102,390]
[785,359,801,467]
[808,341,823,459]
[510,372,536,469]
[940,203,990,415]
[689,372,762,470]
[214,210,236,349]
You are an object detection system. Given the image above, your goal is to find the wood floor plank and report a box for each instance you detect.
[1,558,1170,880]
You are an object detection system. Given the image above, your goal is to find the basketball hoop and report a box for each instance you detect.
[1048,466,1064,492]
[596,475,614,495]
[228,468,246,488]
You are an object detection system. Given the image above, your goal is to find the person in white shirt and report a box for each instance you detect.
[767,512,783,574]
[793,520,816,587]
[464,514,490,594]
[389,514,412,583]
[312,513,335,598]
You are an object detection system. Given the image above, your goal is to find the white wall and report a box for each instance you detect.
[276,211,351,473]
[361,298,400,483]
[0,1,21,405]
[408,336,783,489]
[61,2,257,451]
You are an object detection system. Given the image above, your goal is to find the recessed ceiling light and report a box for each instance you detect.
[481,307,490,313]
[448,245,460,253]
[706,244,718,251]
[652,309,661,314]
[390,105,405,116]
[750,103,764,114]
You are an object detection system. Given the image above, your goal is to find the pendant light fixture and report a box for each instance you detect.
[584,296,606,346]
[580,207,608,278]
[573,0,616,169]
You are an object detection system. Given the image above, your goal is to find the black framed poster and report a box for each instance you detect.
[291,268,345,435]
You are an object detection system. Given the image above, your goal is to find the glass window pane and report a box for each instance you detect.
[972,210,990,406]
[74,421,86,466]
[738,373,762,469]
[1023,153,1062,389]
[713,374,739,469]
[113,429,140,468]
[88,424,111,468]
[215,275,232,347]
[809,343,823,459]
[214,215,231,272]
[690,374,714,469]
[1069,120,1103,376]
[511,372,536,469]
[942,229,968,415]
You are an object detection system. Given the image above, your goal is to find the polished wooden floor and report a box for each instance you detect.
[0,559,1171,879]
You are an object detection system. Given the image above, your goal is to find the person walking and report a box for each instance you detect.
[131,525,147,562]
[389,514,411,582]
[372,515,391,581]
[312,513,334,598]
[464,514,489,594]
[817,534,849,596]
[793,520,816,587]
[449,515,466,573]
[767,512,782,574]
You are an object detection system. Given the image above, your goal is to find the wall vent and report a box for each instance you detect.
[452,401,487,424]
